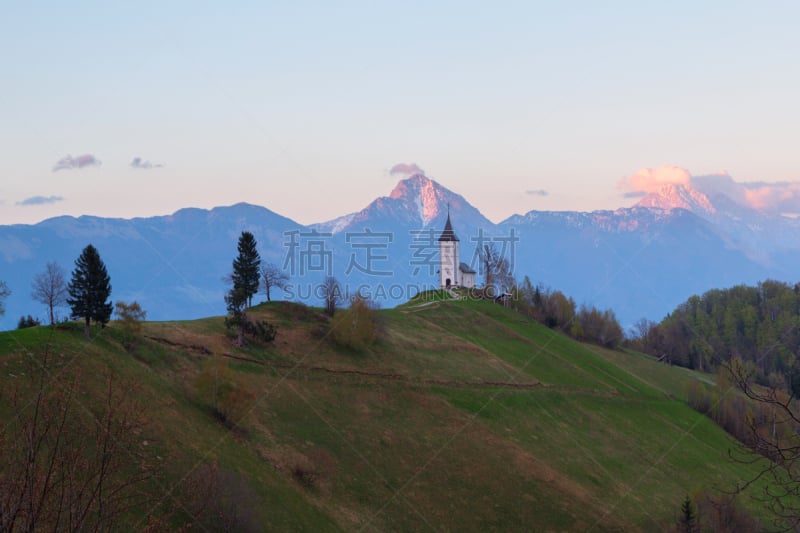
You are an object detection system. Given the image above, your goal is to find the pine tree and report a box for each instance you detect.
[231,231,261,307]
[678,495,697,533]
[67,244,113,338]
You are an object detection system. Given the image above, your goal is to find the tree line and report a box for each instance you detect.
[507,275,624,349]
[629,279,800,385]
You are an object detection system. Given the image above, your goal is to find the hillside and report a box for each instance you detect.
[0,296,776,531]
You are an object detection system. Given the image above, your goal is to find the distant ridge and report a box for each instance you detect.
[2,174,800,330]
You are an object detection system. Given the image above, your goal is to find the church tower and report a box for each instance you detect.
[438,209,460,288]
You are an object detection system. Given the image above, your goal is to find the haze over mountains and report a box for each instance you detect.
[2,172,798,331]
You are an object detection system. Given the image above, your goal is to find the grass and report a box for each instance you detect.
[0,298,781,531]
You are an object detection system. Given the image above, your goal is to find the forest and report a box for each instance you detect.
[632,280,800,385]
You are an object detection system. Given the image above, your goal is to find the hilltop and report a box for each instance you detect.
[0,295,773,530]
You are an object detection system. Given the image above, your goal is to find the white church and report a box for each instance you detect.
[438,211,476,289]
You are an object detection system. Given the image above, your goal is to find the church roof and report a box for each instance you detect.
[459,262,476,274]
[438,213,460,242]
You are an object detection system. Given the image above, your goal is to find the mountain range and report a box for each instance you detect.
[2,174,798,331]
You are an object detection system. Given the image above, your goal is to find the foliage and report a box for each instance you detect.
[17,314,41,329]
[224,288,277,346]
[115,300,147,350]
[639,280,800,382]
[572,304,624,349]
[0,280,9,317]
[512,276,623,348]
[231,231,261,307]
[224,287,248,346]
[67,244,113,337]
[0,351,160,531]
[195,356,256,429]
[31,261,68,325]
[330,294,380,351]
[261,262,289,302]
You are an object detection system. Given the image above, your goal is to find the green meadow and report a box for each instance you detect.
[0,297,775,531]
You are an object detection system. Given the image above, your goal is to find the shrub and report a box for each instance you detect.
[114,300,147,350]
[195,357,256,430]
[330,295,380,351]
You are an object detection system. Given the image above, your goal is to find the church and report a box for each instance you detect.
[438,211,476,289]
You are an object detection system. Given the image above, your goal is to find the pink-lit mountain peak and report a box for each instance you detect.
[389,173,445,225]
[636,183,716,215]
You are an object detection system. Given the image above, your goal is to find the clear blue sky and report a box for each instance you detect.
[2,1,799,225]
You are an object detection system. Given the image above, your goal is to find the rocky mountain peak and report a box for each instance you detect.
[636,183,716,216]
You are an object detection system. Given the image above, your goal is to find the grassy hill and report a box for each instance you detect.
[0,296,775,531]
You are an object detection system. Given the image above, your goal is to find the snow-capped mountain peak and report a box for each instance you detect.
[636,183,716,215]
[388,173,443,225]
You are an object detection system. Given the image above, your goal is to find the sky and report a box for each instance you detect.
[2,1,800,226]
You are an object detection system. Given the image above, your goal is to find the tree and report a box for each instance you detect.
[725,358,800,529]
[678,495,697,532]
[67,244,113,338]
[231,231,261,307]
[114,301,147,350]
[261,262,289,302]
[224,288,248,347]
[31,261,68,325]
[17,315,41,329]
[480,243,514,295]
[322,276,341,317]
[0,280,9,317]
[224,286,277,347]
[0,350,160,531]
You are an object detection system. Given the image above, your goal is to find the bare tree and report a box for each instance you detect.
[0,280,9,316]
[322,276,341,317]
[726,359,800,529]
[261,262,289,302]
[481,243,514,295]
[31,261,68,325]
[0,348,161,531]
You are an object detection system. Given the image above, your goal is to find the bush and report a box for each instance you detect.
[330,295,380,351]
[195,357,256,430]
[114,300,147,350]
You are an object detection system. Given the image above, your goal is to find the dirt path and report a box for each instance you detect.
[146,335,620,396]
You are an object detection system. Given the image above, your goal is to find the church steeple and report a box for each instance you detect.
[438,206,460,288]
[438,206,460,242]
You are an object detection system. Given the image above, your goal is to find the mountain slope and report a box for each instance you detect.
[313,173,493,235]
[0,298,773,530]
[3,175,800,330]
[0,203,305,330]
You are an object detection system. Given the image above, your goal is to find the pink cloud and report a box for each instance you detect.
[621,166,692,194]
[741,183,800,212]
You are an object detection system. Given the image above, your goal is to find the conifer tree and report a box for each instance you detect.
[231,231,261,307]
[67,244,112,337]
[678,495,697,533]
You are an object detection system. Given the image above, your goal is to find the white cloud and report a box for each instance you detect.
[389,163,426,178]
